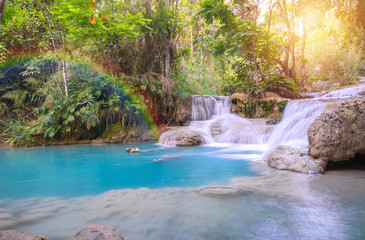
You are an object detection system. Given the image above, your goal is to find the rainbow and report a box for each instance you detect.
[0,53,161,141]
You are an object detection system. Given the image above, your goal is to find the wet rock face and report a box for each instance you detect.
[174,96,192,126]
[73,224,124,240]
[92,124,152,144]
[0,230,47,240]
[267,145,327,174]
[308,99,365,162]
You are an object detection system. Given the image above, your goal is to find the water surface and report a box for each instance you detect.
[0,143,259,199]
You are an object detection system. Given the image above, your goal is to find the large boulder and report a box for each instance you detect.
[308,99,365,162]
[73,223,124,240]
[267,145,327,174]
[0,230,46,240]
[159,128,204,146]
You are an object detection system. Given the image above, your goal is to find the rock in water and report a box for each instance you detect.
[267,145,327,174]
[73,223,124,240]
[0,230,47,240]
[126,147,141,153]
[159,128,204,146]
[196,186,242,196]
[308,99,365,162]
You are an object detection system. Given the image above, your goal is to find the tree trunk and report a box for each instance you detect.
[164,44,170,77]
[300,23,307,76]
[62,60,69,98]
[0,0,8,31]
[278,0,294,78]
[190,27,194,56]
[252,38,259,87]
[284,46,290,76]
[290,0,295,79]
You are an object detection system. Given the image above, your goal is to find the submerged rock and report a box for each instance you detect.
[196,186,242,196]
[308,99,365,162]
[266,145,326,174]
[153,155,180,161]
[159,128,204,146]
[73,224,124,240]
[0,230,47,240]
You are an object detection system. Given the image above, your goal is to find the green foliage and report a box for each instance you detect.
[278,101,289,112]
[173,52,225,95]
[0,1,49,53]
[2,59,144,146]
[57,0,148,45]
[262,74,299,98]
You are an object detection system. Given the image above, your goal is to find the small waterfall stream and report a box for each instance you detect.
[159,84,365,156]
[191,95,231,121]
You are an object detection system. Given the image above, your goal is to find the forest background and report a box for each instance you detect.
[0,0,364,145]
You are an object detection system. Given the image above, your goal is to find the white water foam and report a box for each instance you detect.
[160,83,365,152]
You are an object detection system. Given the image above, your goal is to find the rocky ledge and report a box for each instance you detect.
[0,223,124,240]
[231,92,290,123]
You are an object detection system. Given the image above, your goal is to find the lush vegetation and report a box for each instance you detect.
[0,0,364,145]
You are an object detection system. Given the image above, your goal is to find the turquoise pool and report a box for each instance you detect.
[0,144,365,240]
[0,143,259,199]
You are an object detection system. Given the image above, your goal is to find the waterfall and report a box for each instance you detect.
[160,84,365,149]
[188,95,271,145]
[267,84,365,147]
[266,99,330,147]
[191,95,230,121]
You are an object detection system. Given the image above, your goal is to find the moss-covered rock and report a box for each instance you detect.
[92,123,152,144]
[231,92,290,122]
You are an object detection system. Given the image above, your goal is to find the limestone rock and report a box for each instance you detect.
[0,230,47,240]
[73,223,124,240]
[126,147,141,153]
[308,99,365,162]
[267,145,327,174]
[209,121,222,138]
[174,96,192,126]
[231,92,290,119]
[159,128,204,146]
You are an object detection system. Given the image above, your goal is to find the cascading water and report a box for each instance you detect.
[266,99,330,147]
[159,95,272,146]
[267,84,365,147]
[159,83,365,154]
[191,95,231,120]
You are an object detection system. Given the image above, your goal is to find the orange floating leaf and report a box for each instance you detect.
[90,17,97,25]
[89,0,95,9]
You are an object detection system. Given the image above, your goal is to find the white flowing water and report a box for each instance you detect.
[191,95,231,121]
[160,83,365,152]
